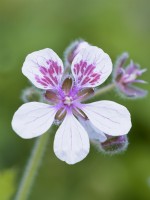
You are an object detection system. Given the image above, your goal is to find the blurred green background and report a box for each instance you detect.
[0,0,150,199]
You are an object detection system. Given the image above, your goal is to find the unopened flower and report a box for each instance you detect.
[12,46,131,164]
[113,52,147,98]
[79,119,129,154]
[99,135,128,155]
[21,87,42,102]
[64,39,90,67]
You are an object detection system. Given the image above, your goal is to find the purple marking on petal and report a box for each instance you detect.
[73,60,101,87]
[74,63,80,75]
[40,66,48,75]
[84,64,95,76]
[81,77,90,85]
[35,76,49,86]
[89,74,101,84]
[35,60,62,89]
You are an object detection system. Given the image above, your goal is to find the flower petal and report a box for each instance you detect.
[125,61,139,74]
[71,46,112,88]
[79,118,107,142]
[113,52,129,76]
[12,102,57,139]
[118,84,148,98]
[54,114,90,164]
[82,101,131,136]
[22,48,64,90]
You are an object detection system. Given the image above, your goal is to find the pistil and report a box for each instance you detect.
[63,96,73,106]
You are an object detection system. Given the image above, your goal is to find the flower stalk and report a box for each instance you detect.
[85,82,115,101]
[94,82,115,97]
[14,133,50,200]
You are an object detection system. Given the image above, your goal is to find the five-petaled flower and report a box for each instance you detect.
[12,46,132,164]
[113,52,147,98]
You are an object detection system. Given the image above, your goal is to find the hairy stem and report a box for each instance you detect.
[85,83,115,102]
[14,133,49,200]
[94,83,115,97]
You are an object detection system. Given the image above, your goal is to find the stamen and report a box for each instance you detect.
[55,108,67,121]
[73,107,88,119]
[62,77,73,95]
[77,88,94,102]
[45,90,60,103]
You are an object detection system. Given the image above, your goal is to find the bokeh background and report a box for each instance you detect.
[0,0,150,199]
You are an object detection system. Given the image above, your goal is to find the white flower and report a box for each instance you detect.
[12,46,132,164]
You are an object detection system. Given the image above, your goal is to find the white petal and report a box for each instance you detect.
[79,118,107,142]
[22,48,64,90]
[71,46,112,88]
[54,114,90,164]
[12,102,57,139]
[82,101,132,136]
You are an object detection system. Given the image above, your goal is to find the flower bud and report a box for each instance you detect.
[64,39,90,67]
[98,135,129,155]
[21,87,42,103]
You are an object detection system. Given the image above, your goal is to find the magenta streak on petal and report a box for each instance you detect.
[74,64,80,75]
[39,66,47,75]
[84,64,95,75]
[89,74,101,84]
[73,60,101,87]
[35,60,62,88]
[81,77,90,85]
[43,76,52,84]
[35,76,49,86]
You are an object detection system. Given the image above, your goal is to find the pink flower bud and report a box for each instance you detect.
[64,39,90,67]
[98,135,128,155]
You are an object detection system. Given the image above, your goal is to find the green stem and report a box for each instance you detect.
[14,133,50,200]
[94,82,115,97]
[86,83,115,102]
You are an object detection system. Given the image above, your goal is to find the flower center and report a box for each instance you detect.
[123,73,137,83]
[63,96,73,106]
